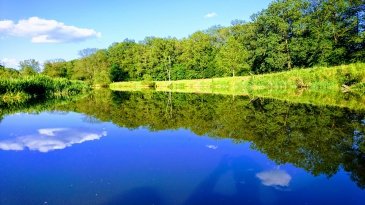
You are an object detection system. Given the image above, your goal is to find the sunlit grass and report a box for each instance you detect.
[110,63,365,110]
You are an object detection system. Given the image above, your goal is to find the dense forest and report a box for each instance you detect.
[1,0,364,85]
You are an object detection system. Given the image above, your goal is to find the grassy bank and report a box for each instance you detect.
[111,63,365,93]
[0,76,89,104]
[110,63,365,110]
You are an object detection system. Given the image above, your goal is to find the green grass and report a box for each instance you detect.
[110,77,250,94]
[0,75,90,103]
[242,63,365,91]
[111,63,365,93]
[110,63,365,110]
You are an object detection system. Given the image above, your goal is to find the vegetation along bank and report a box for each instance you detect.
[0,76,89,104]
[110,63,365,93]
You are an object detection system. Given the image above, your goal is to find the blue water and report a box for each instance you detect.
[0,111,363,205]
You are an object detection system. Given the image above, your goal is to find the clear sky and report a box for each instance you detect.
[0,0,272,68]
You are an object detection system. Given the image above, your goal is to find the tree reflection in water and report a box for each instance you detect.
[1,90,364,189]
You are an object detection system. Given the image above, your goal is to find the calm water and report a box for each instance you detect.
[0,90,364,205]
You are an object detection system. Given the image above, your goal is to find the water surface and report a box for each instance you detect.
[0,91,364,205]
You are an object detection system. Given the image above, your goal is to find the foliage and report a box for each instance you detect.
[216,36,250,76]
[0,66,20,78]
[179,32,219,79]
[19,59,40,76]
[43,59,68,78]
[0,75,89,102]
[141,74,156,88]
[41,0,364,84]
[109,64,127,82]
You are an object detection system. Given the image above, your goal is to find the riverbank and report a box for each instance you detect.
[110,63,365,110]
[110,63,365,94]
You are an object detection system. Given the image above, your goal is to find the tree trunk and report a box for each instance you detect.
[166,56,172,82]
[285,38,292,70]
[165,91,173,118]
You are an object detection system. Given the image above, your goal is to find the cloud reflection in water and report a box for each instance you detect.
[256,169,292,188]
[0,128,107,152]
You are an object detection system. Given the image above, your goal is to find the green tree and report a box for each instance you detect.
[43,59,68,78]
[0,66,20,78]
[109,64,127,82]
[250,0,310,72]
[179,32,218,79]
[216,36,249,77]
[89,50,111,85]
[143,37,181,81]
[108,39,142,81]
[305,0,365,65]
[19,59,40,76]
[72,58,89,81]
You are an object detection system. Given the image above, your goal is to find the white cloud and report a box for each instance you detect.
[0,17,101,43]
[0,128,107,152]
[256,170,292,187]
[1,58,19,68]
[204,12,217,18]
[38,128,68,136]
[0,20,13,32]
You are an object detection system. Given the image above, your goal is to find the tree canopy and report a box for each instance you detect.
[19,59,40,76]
[41,0,365,84]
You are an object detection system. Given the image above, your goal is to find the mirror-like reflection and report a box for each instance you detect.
[0,90,364,204]
[0,126,107,152]
[256,170,292,188]
[47,90,365,189]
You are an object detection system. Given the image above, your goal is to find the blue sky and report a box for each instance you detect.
[0,0,272,68]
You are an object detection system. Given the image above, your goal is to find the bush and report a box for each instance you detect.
[141,74,156,88]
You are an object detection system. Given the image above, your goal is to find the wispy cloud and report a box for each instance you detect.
[256,170,292,187]
[0,17,101,43]
[0,128,107,152]
[204,12,217,19]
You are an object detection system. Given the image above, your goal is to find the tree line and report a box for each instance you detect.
[0,59,40,78]
[3,0,364,84]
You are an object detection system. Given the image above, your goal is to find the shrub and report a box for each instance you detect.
[141,74,156,88]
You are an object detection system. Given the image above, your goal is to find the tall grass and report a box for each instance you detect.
[0,75,89,102]
[241,63,365,91]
